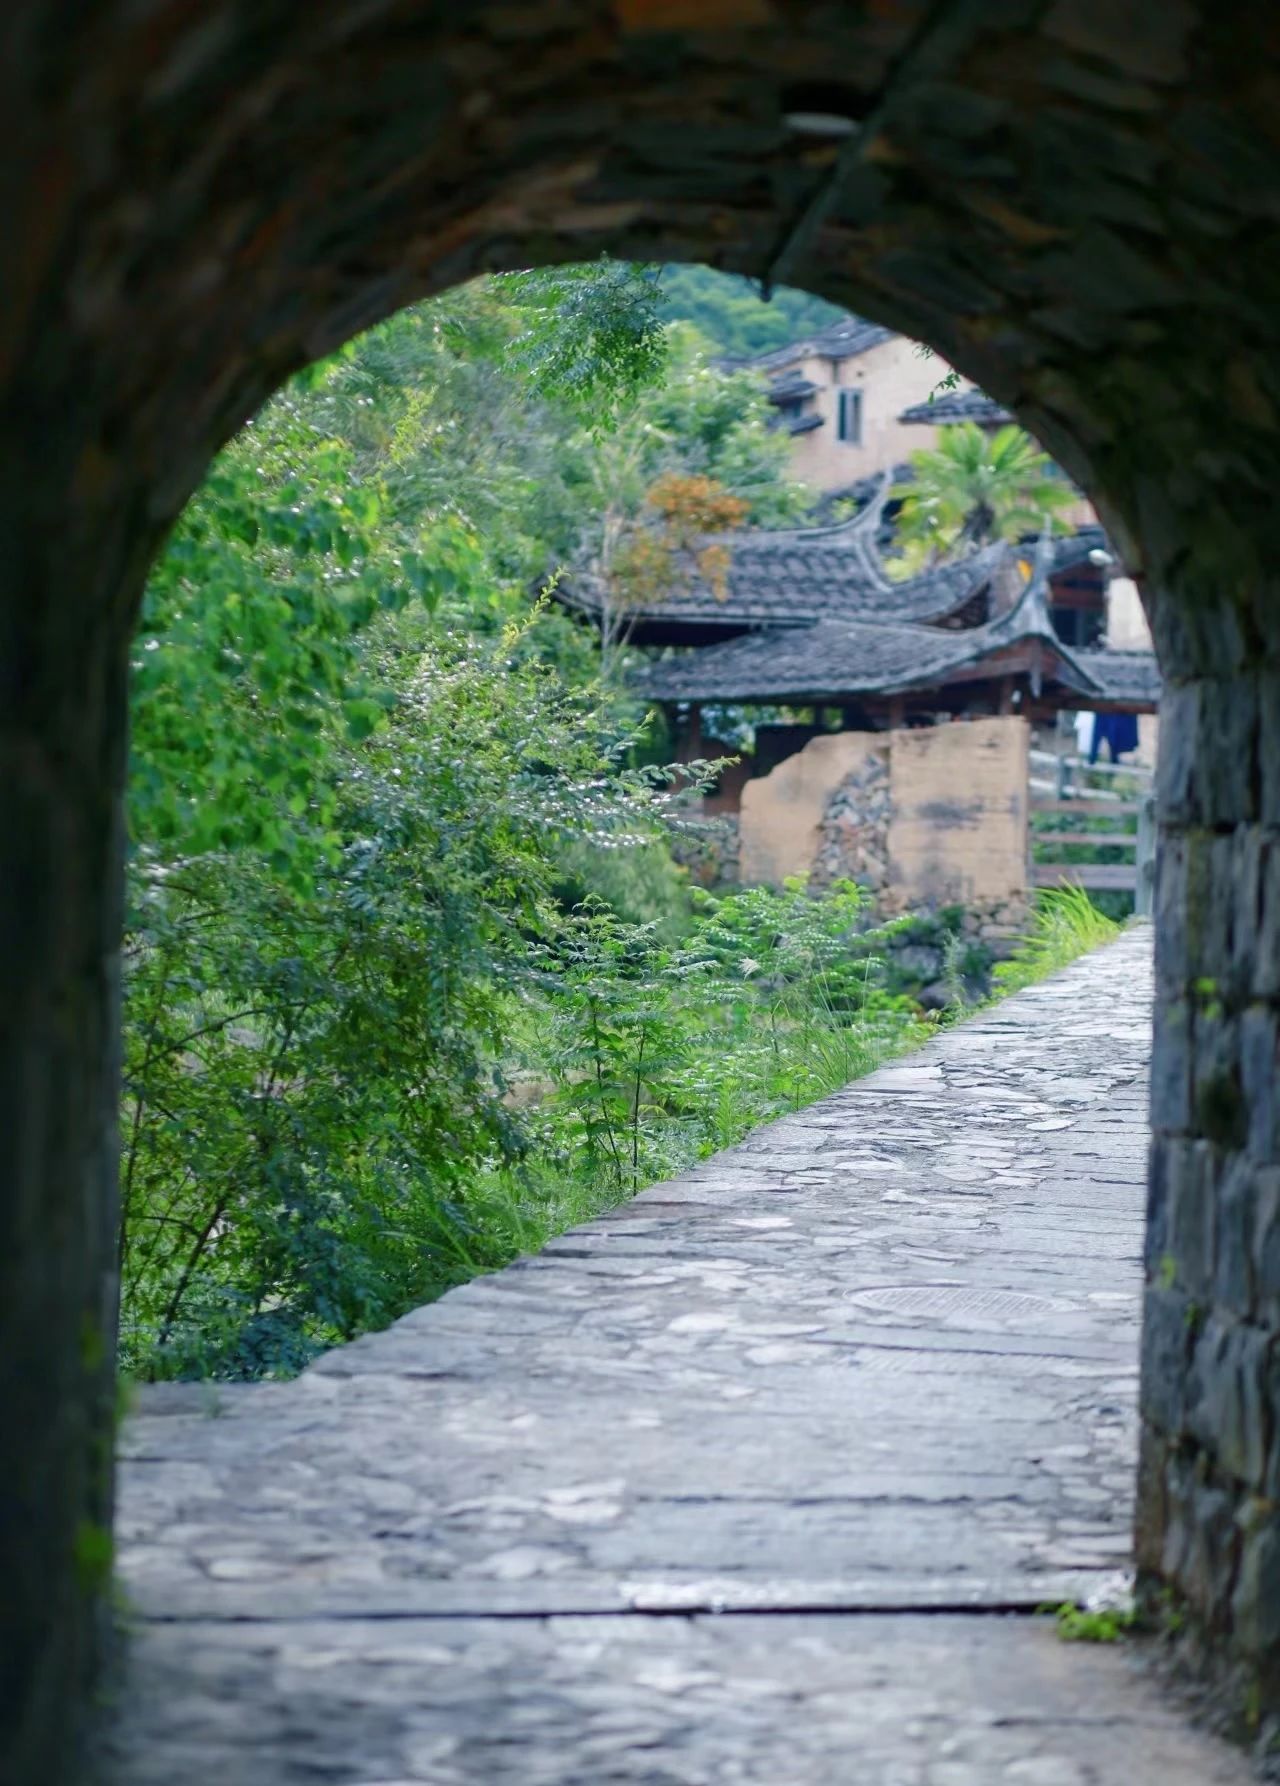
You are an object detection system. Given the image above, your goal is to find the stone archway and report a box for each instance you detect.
[5,4,1280,1777]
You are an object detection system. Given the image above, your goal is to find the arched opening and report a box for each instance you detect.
[5,7,1279,1778]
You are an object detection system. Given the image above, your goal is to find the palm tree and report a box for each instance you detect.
[892,423,1074,567]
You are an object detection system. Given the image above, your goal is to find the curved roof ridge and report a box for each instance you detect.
[898,389,1015,427]
[885,539,1005,612]
[977,534,1103,697]
[722,316,897,376]
[626,535,1156,706]
[712,470,893,553]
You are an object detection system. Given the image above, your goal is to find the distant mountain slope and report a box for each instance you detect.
[657,264,849,358]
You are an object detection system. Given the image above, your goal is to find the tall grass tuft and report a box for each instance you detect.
[993,885,1121,996]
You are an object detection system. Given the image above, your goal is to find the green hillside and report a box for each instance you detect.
[657,264,848,358]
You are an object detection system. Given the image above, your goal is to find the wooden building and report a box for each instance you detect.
[558,486,1157,781]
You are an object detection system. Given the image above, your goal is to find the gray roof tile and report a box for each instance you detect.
[725,316,897,374]
[898,389,1015,426]
[1073,650,1162,706]
[632,537,1160,710]
[556,480,1010,631]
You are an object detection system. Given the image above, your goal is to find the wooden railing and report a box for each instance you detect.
[1028,749,1156,911]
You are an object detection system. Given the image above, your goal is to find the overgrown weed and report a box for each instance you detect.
[1044,1600,1138,1643]
[994,886,1121,996]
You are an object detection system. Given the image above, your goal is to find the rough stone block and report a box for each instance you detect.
[1166,1137,1215,1298]
[1190,1007,1246,1151]
[1157,1443,1196,1589]
[1134,1422,1170,1576]
[1153,828,1187,998]
[1253,834,1280,1001]
[1178,1476,1238,1626]
[1259,674,1280,828]
[1187,1317,1271,1488]
[1159,677,1257,829]
[1182,830,1238,988]
[1155,682,1198,825]
[1266,1342,1280,1501]
[1140,1285,1193,1436]
[1230,1506,1280,1655]
[1204,677,1259,828]
[1150,998,1193,1133]
[1255,1169,1280,1318]
[1214,1155,1258,1316]
[1230,828,1264,1003]
[1241,1005,1280,1163]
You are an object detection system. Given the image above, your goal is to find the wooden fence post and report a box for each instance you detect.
[1135,792,1157,917]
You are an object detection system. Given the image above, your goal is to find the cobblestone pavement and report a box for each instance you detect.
[103,928,1252,1783]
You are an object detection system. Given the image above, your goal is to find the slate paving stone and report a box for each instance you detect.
[106,1612,1251,1786]
[102,928,1252,1782]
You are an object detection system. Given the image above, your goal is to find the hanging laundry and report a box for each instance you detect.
[1091,711,1139,763]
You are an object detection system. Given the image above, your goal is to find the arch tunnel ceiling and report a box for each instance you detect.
[9,0,1280,673]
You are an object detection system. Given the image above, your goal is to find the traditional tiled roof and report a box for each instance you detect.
[631,537,1159,710]
[727,316,896,375]
[781,411,823,436]
[765,370,819,404]
[1073,650,1162,707]
[898,389,1015,427]
[632,614,984,704]
[554,479,1009,634]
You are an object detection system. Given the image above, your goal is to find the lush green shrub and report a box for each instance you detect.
[122,605,695,1378]
[520,879,929,1196]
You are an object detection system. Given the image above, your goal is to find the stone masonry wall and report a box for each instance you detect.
[1137,672,1280,1736]
[811,744,892,895]
[884,717,1029,919]
[739,732,885,887]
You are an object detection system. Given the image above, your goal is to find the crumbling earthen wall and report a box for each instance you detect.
[885,717,1029,925]
[740,717,1028,941]
[740,732,886,887]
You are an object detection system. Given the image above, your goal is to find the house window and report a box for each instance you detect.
[837,388,863,444]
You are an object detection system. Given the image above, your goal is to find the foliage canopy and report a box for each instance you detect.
[892,423,1074,567]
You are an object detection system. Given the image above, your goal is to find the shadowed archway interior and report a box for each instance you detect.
[5,3,1280,1778]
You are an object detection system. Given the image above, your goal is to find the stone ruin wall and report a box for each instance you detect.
[735,716,1030,947]
[810,743,893,897]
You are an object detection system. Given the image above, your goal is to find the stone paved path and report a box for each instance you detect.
[104,928,1253,1783]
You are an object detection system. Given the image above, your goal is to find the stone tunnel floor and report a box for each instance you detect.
[103,925,1253,1784]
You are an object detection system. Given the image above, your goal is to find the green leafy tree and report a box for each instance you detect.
[124,600,691,1378]
[282,282,809,670]
[494,260,669,420]
[892,423,1074,566]
[122,329,701,1378]
[566,325,811,665]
